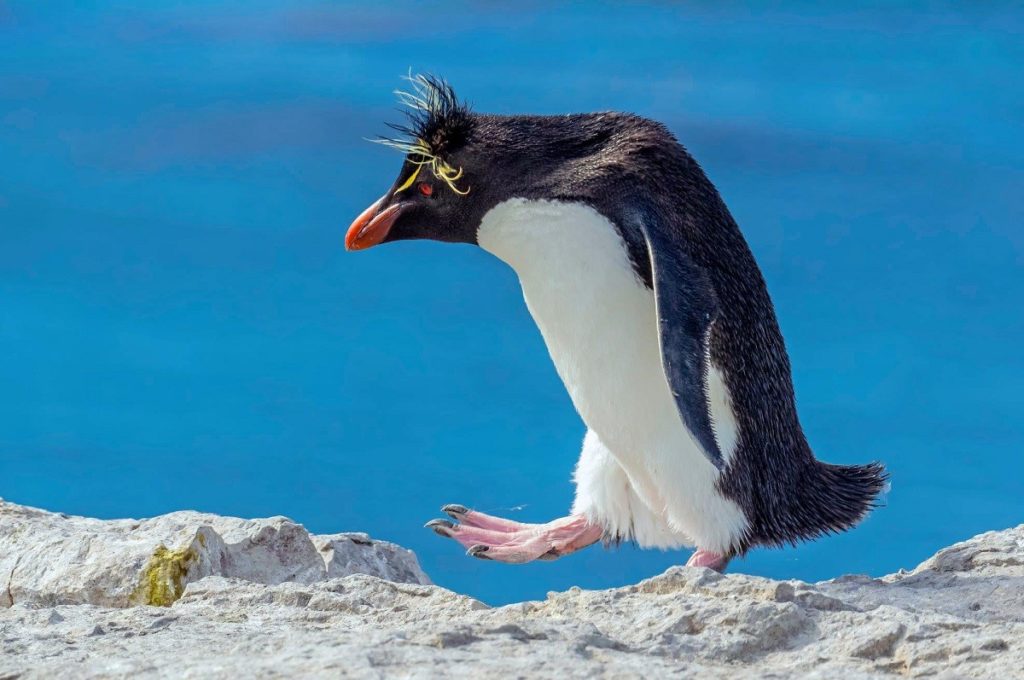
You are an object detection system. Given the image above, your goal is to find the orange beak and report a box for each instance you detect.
[345,198,406,251]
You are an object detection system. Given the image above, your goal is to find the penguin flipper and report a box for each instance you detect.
[636,210,725,471]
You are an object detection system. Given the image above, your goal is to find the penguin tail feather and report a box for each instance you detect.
[792,459,889,540]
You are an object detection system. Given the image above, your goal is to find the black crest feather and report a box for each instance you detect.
[378,73,474,159]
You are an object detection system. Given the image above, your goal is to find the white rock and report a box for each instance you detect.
[314,532,429,586]
[0,499,429,609]
[1,499,1021,678]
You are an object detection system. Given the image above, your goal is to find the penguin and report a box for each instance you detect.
[345,75,887,571]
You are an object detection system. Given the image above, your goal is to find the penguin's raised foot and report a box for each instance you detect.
[426,507,603,564]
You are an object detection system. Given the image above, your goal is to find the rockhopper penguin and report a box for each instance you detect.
[346,75,887,570]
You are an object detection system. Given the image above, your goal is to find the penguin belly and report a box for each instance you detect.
[477,198,749,554]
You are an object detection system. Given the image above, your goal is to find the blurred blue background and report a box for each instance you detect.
[1,2,1022,605]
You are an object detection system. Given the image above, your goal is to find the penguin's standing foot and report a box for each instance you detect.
[426,507,602,564]
[685,548,730,572]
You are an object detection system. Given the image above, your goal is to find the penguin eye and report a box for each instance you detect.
[418,181,434,197]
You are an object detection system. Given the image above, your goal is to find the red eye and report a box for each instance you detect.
[418,182,433,197]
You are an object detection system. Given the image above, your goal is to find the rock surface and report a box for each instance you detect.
[1,500,1021,679]
[0,499,429,609]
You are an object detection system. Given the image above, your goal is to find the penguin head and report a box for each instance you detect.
[345,74,490,251]
[345,74,654,252]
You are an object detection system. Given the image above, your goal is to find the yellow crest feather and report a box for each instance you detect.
[372,72,472,196]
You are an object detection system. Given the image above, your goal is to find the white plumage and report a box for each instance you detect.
[477,198,748,554]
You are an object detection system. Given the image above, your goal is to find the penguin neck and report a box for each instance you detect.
[477,198,639,285]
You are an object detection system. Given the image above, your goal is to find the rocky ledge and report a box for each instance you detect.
[1,500,1020,678]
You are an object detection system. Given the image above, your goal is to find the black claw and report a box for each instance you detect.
[442,504,469,519]
[424,519,454,536]
[467,545,490,560]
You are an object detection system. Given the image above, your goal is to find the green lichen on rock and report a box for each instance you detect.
[130,543,198,607]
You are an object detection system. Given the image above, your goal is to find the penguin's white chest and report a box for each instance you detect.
[477,198,747,552]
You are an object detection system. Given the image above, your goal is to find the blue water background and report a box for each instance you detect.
[1,3,1022,605]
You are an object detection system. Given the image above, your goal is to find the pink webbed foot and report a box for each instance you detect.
[686,548,731,572]
[426,505,603,564]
